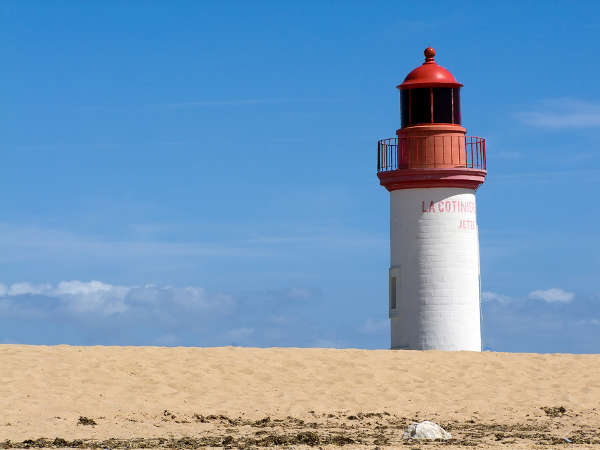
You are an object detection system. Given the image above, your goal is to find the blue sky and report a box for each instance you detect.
[0,1,598,352]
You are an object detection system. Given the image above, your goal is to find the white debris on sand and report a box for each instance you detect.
[402,421,452,440]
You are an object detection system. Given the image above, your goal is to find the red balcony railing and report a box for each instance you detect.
[377,135,486,172]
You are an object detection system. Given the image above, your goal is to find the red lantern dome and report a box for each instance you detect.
[397,47,463,89]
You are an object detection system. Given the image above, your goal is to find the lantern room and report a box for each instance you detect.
[398,47,462,128]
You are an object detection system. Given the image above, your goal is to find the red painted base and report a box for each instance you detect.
[378,168,486,192]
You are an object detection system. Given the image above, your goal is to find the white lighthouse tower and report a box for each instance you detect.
[377,47,487,351]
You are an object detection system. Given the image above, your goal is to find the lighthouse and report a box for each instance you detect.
[377,47,487,351]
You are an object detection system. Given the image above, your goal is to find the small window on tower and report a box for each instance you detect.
[390,276,397,310]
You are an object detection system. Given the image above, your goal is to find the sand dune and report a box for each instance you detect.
[1,345,599,448]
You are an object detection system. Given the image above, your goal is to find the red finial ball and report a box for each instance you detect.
[424,47,436,62]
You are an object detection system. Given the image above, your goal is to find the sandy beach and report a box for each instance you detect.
[1,345,599,448]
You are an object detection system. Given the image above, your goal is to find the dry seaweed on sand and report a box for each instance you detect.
[76,416,97,426]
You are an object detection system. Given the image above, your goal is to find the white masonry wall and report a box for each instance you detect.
[389,187,481,351]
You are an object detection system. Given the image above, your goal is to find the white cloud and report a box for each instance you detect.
[482,291,511,303]
[0,280,233,316]
[55,280,129,314]
[8,282,53,296]
[358,318,388,334]
[528,288,575,303]
[127,285,233,311]
[516,98,600,128]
